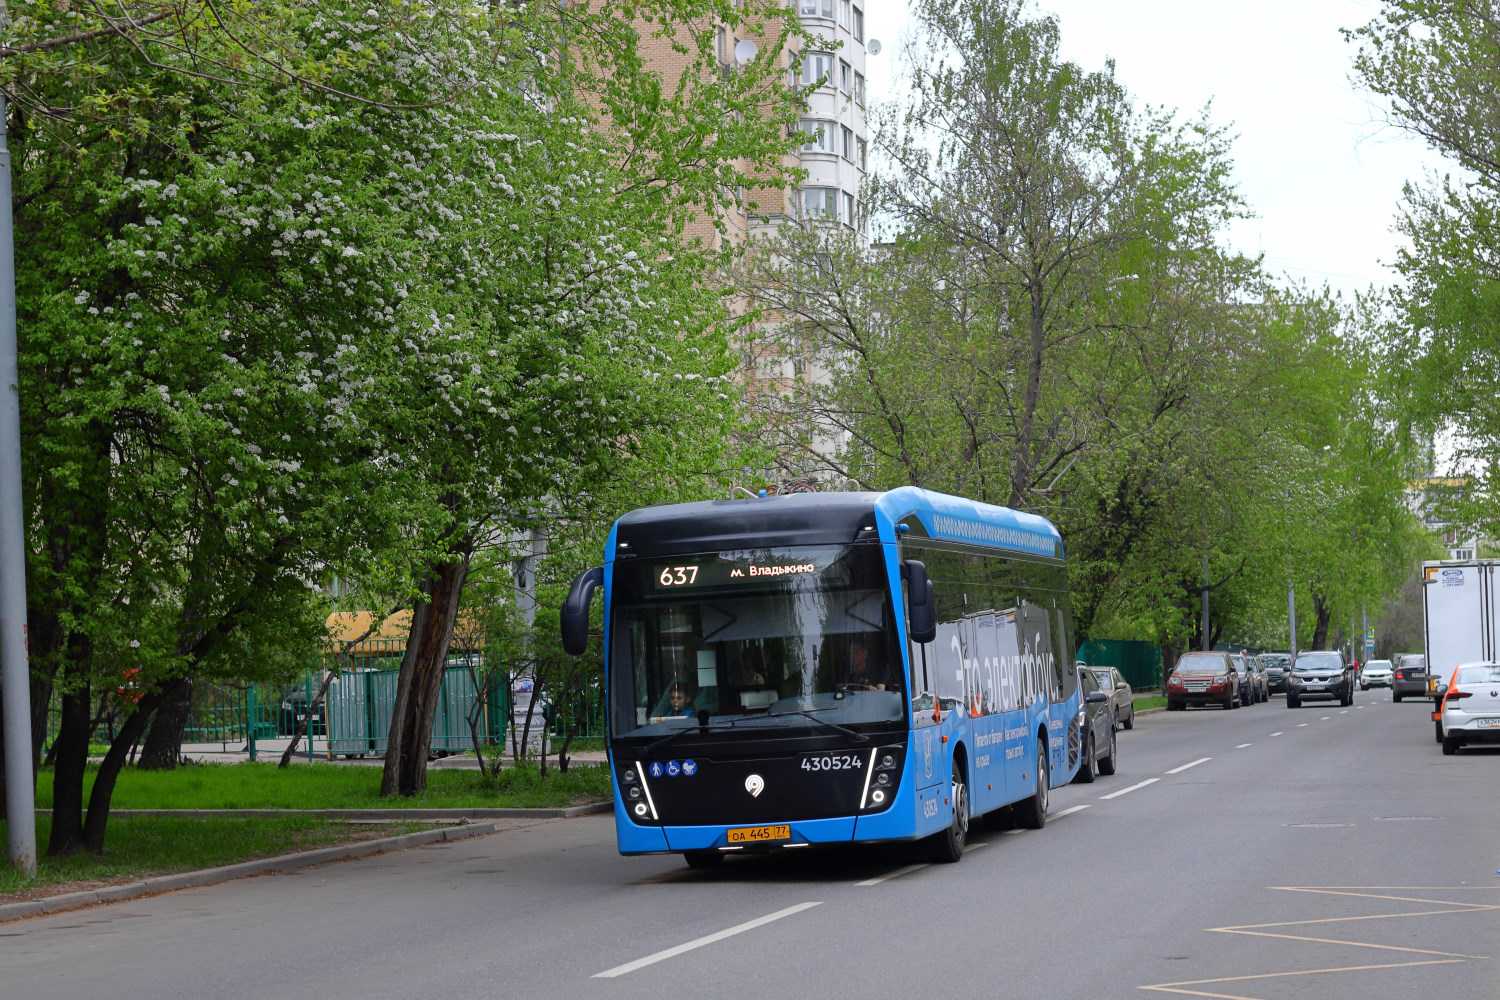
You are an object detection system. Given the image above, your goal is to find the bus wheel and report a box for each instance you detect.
[1016,744,1048,830]
[683,851,724,870]
[928,768,969,863]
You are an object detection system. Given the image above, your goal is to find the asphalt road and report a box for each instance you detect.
[5,690,1498,1000]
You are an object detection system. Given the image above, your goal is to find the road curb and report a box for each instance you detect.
[33,802,612,820]
[0,810,599,924]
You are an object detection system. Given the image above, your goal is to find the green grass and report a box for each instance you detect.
[33,760,612,811]
[1132,694,1168,711]
[0,815,435,899]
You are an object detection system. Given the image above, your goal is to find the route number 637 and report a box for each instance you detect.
[658,566,699,586]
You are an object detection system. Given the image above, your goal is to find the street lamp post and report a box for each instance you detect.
[0,87,37,876]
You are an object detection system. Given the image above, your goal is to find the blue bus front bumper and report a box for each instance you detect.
[611,769,929,855]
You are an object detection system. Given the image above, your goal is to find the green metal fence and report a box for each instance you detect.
[42,638,609,761]
[1076,639,1164,692]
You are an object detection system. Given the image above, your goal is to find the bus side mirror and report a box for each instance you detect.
[561,566,604,656]
[903,559,936,644]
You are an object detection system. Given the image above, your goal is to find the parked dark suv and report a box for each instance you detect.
[1259,653,1291,693]
[1286,651,1355,708]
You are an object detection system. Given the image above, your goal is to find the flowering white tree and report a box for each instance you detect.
[9,0,808,845]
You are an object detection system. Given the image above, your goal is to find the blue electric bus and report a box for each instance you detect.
[560,486,1083,867]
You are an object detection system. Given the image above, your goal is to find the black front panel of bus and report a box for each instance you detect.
[623,739,903,826]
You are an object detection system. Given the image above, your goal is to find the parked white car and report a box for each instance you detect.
[1438,662,1500,755]
[1360,659,1394,690]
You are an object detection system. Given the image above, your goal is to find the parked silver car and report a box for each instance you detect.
[1090,666,1136,730]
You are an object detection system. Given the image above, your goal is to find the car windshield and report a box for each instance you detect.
[1454,664,1500,684]
[1402,655,1426,669]
[1366,660,1392,670]
[1176,657,1223,674]
[608,543,906,737]
[1091,670,1112,687]
[1259,655,1289,668]
[1295,652,1343,672]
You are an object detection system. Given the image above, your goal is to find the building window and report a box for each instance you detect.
[839,0,851,29]
[840,59,852,94]
[800,0,817,13]
[857,136,867,170]
[802,0,832,16]
[843,191,856,226]
[800,119,837,153]
[801,187,838,219]
[852,5,863,41]
[854,71,865,106]
[841,125,854,159]
[802,52,834,88]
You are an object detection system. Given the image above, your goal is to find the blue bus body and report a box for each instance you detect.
[591,487,1083,861]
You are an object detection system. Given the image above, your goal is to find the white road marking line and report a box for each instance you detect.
[1236,743,1252,748]
[1321,716,1331,720]
[1099,778,1159,800]
[1166,757,1213,774]
[856,863,928,886]
[1297,723,1309,727]
[1340,710,1348,714]
[1051,804,1091,819]
[593,902,823,977]
[963,841,988,852]
[1271,732,1283,736]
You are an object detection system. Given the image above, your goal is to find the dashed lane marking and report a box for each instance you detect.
[1235,743,1252,749]
[1297,723,1309,727]
[593,901,823,976]
[855,863,927,887]
[1099,778,1159,800]
[1321,716,1331,720]
[1166,757,1212,774]
[1051,804,1091,819]
[1270,732,1283,736]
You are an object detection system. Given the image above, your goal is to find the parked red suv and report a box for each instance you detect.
[1166,651,1242,710]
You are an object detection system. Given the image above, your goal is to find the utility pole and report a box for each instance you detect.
[1200,520,1210,652]
[1288,581,1297,660]
[0,81,37,875]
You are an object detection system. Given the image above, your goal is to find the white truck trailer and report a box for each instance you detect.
[1421,560,1500,741]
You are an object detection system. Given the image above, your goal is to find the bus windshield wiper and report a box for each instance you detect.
[643,712,742,755]
[767,707,870,743]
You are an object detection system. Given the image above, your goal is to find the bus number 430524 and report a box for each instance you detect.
[801,754,863,771]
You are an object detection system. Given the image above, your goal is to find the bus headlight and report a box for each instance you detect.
[860,745,903,812]
[619,760,659,824]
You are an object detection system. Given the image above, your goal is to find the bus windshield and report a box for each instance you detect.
[608,544,905,737]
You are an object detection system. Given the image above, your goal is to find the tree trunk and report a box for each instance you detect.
[1160,635,1184,691]
[80,680,179,854]
[1311,588,1332,649]
[137,677,193,771]
[46,688,95,857]
[1008,280,1048,510]
[279,670,336,768]
[381,555,469,797]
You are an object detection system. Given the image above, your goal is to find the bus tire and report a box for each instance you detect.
[1016,743,1048,830]
[683,851,724,870]
[927,766,969,863]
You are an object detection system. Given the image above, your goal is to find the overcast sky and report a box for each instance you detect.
[863,0,1444,299]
